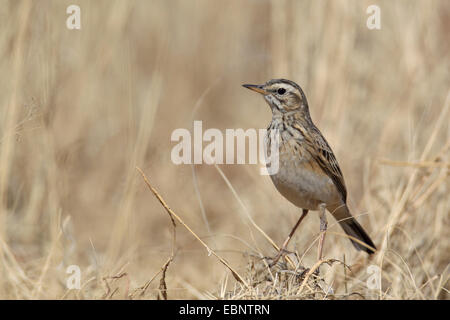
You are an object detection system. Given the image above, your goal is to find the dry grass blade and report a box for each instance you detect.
[190,78,223,245]
[102,272,129,299]
[212,164,298,270]
[136,167,250,289]
[130,268,164,299]
[378,159,450,169]
[213,164,278,251]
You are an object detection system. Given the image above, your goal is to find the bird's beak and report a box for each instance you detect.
[242,84,269,95]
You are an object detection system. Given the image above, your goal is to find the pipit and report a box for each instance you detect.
[243,79,376,265]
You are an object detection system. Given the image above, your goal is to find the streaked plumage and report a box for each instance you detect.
[243,79,376,261]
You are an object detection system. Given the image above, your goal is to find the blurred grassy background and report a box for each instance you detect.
[0,0,448,299]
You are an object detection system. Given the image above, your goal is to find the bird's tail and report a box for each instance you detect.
[329,204,376,254]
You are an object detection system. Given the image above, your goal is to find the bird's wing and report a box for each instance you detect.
[294,123,347,202]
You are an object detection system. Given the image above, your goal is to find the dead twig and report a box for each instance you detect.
[158,256,172,300]
[102,272,129,299]
[157,181,177,300]
[136,167,250,289]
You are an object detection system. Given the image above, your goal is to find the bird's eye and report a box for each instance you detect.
[277,88,286,95]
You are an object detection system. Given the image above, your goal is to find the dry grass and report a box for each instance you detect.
[0,0,448,299]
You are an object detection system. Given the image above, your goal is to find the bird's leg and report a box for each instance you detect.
[317,203,328,261]
[270,209,309,267]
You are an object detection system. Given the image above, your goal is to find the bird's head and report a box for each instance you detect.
[243,79,309,115]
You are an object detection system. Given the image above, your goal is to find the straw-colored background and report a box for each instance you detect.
[0,0,448,299]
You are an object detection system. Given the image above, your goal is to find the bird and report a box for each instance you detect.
[242,79,376,265]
